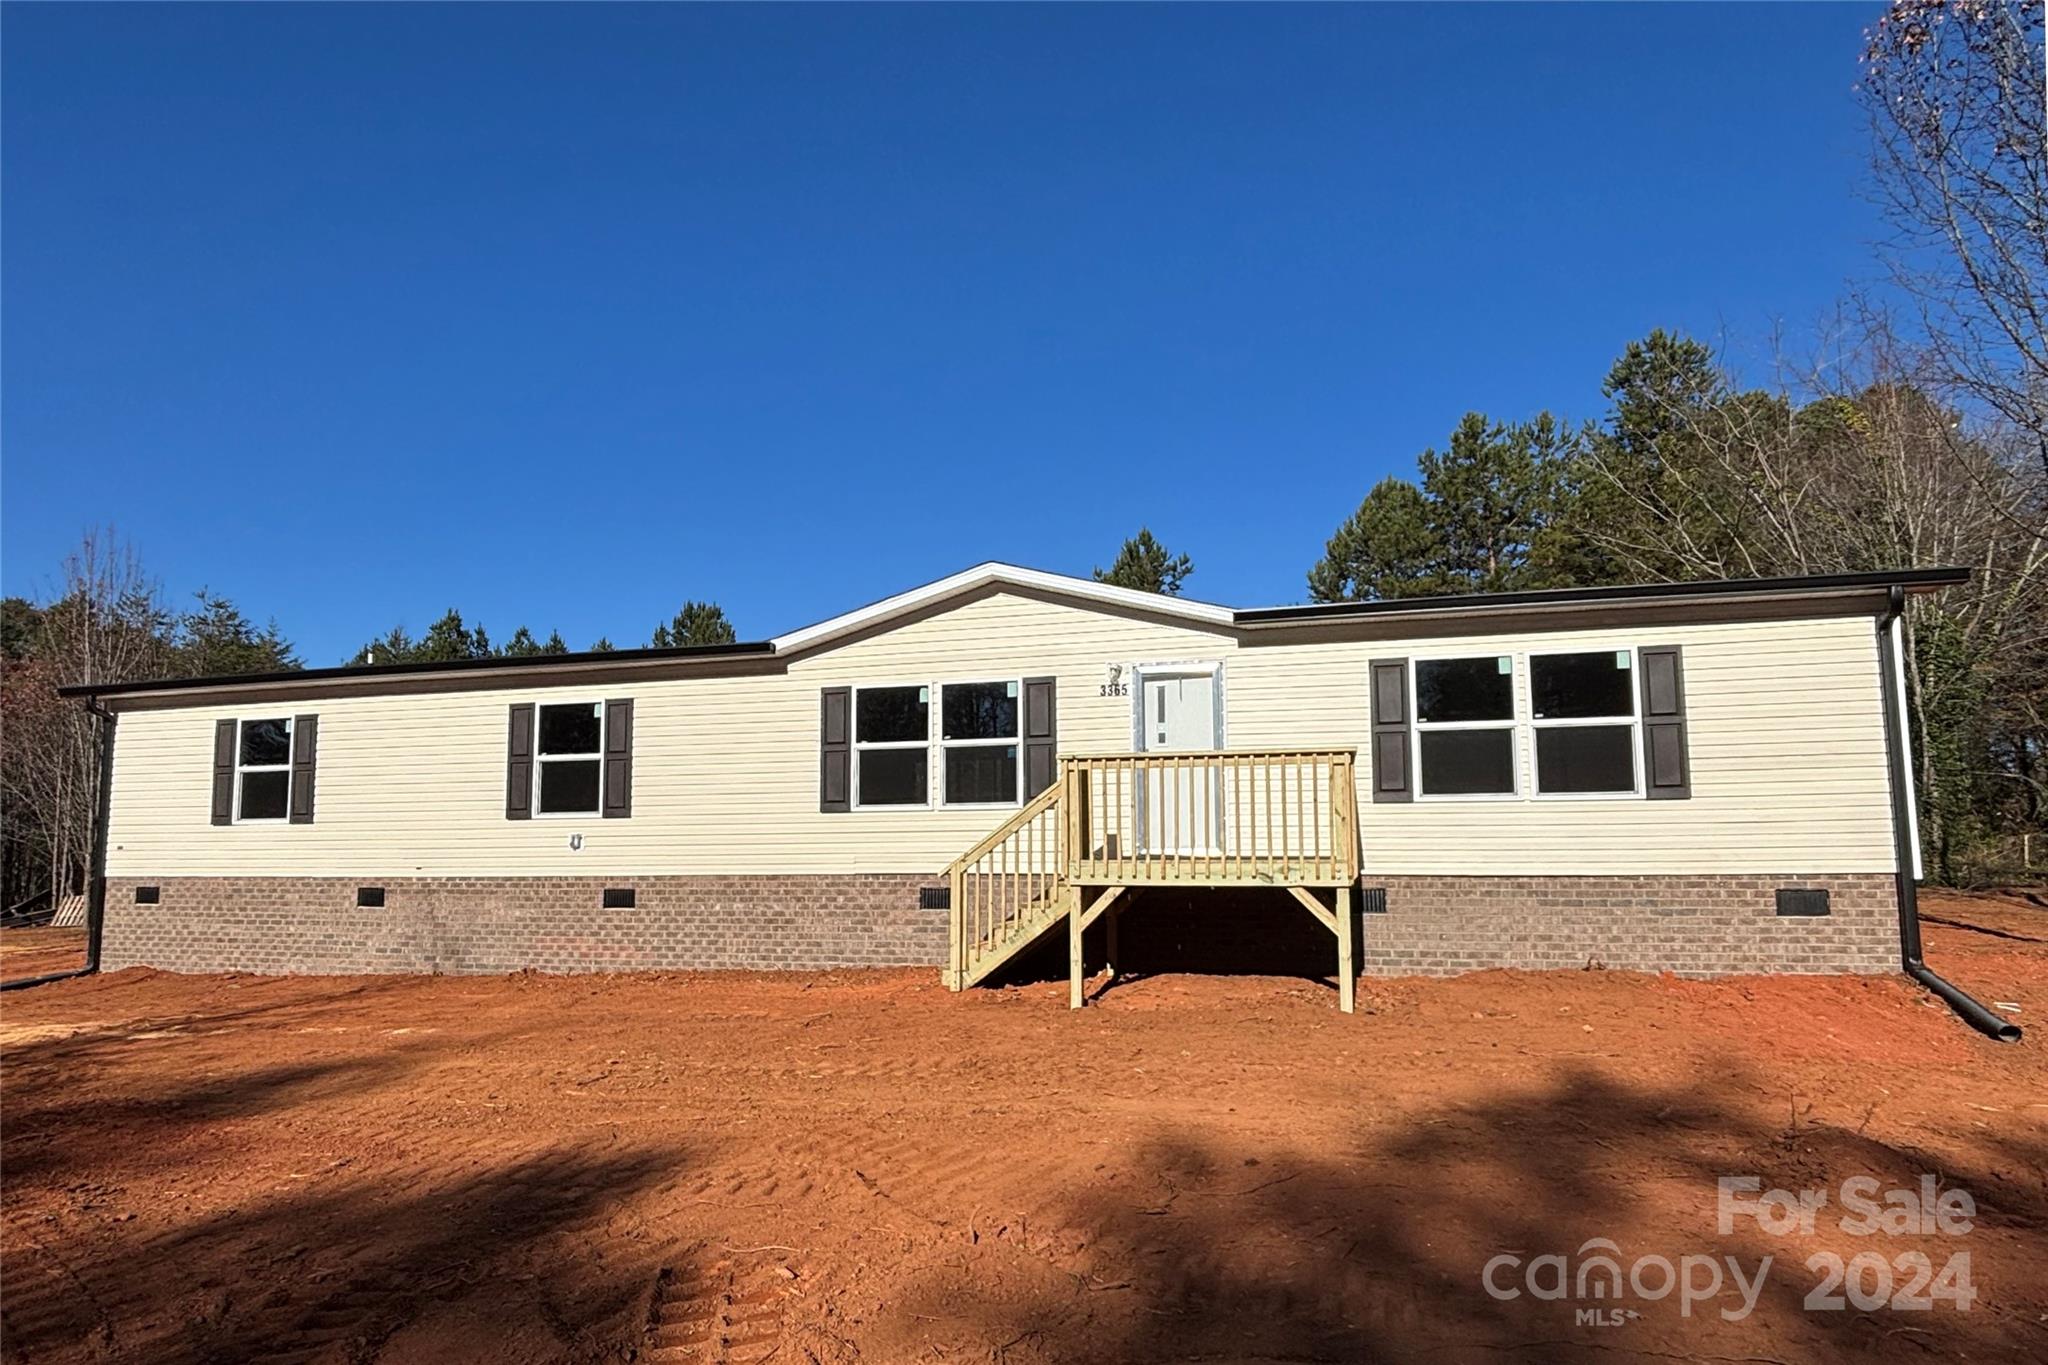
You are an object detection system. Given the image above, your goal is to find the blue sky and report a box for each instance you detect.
[4,3,1889,662]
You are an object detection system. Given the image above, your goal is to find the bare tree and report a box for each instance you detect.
[1576,322,2048,877]
[1862,0,2048,482]
[0,529,177,907]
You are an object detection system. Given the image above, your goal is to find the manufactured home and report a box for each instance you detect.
[60,562,1967,1013]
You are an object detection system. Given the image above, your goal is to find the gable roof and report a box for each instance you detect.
[58,561,1968,705]
[768,562,1235,655]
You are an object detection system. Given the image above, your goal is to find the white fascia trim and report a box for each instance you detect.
[768,562,1236,654]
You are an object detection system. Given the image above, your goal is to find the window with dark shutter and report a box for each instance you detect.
[1022,676,1058,798]
[506,703,535,820]
[1637,645,1691,800]
[1368,659,1413,802]
[820,688,851,812]
[211,718,237,825]
[234,717,295,821]
[289,715,319,823]
[602,699,633,819]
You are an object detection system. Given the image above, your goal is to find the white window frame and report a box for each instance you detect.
[533,699,606,819]
[234,716,295,824]
[1410,654,1520,802]
[1527,648,1645,801]
[938,678,1024,809]
[852,682,933,811]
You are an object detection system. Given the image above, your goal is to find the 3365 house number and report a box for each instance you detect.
[1099,681,1129,697]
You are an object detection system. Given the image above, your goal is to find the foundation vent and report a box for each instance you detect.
[1775,888,1830,917]
[1359,886,1388,915]
[356,886,385,909]
[919,885,951,910]
[134,885,160,905]
[602,887,636,910]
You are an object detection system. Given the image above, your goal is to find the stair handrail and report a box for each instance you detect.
[945,772,1068,986]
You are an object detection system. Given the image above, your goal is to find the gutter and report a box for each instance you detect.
[0,699,115,992]
[1235,566,1972,625]
[1876,586,2021,1042]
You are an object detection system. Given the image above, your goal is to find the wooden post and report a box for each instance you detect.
[1335,882,1355,1015]
[947,863,965,990]
[1068,882,1085,1010]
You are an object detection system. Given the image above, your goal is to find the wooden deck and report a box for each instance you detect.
[945,749,1362,1010]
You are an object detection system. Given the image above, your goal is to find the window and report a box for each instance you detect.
[941,680,1019,805]
[535,702,604,815]
[1413,657,1516,797]
[236,717,293,821]
[855,685,929,806]
[1530,651,1640,795]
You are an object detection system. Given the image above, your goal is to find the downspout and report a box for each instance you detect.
[0,697,114,992]
[1878,587,2020,1042]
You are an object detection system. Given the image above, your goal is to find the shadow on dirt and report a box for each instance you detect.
[1,1141,688,1363]
[884,1064,2048,1364]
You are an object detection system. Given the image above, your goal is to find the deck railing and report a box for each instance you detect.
[945,747,1360,989]
[946,778,1066,987]
[1064,748,1358,888]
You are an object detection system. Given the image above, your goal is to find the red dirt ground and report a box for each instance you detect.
[0,926,87,983]
[3,892,2044,1364]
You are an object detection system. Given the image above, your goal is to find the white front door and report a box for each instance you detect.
[1138,671,1220,853]
[1142,673,1217,752]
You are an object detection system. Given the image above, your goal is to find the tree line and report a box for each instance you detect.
[0,539,744,910]
[1077,4,2048,885]
[3,2,2041,906]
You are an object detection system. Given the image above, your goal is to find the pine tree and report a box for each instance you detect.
[500,626,545,658]
[1307,477,1441,601]
[179,590,300,676]
[1092,529,1193,595]
[650,600,737,648]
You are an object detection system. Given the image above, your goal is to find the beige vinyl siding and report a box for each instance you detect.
[103,592,1898,881]
[105,592,1237,879]
[1225,613,1896,874]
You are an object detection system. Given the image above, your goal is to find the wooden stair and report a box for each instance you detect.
[943,749,1365,1009]
[943,779,1068,990]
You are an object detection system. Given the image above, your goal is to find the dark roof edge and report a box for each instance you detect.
[1231,567,1972,625]
[57,639,777,699]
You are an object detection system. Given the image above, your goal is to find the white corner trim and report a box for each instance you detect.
[1888,614,1925,881]
[768,562,1236,655]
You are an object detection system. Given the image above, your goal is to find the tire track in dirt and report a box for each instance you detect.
[643,1252,790,1363]
[231,1142,658,1365]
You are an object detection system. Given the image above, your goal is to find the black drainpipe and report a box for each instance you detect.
[1878,587,2020,1042]
[0,697,115,992]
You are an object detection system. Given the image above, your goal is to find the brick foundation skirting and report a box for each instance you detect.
[101,875,948,976]
[101,871,1900,980]
[1355,873,1900,977]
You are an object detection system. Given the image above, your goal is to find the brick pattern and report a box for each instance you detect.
[1357,873,1899,977]
[102,871,1899,980]
[102,875,948,976]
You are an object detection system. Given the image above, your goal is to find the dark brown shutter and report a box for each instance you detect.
[288,715,319,824]
[1022,676,1057,798]
[820,687,851,812]
[1368,658,1413,803]
[1638,645,1691,800]
[602,698,633,819]
[506,703,535,819]
[211,718,237,825]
